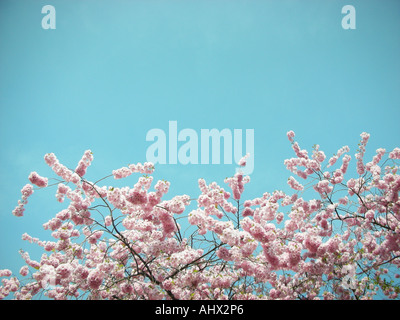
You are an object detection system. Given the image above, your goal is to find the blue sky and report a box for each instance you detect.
[0,0,399,288]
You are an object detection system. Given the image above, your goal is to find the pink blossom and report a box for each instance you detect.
[287,176,304,191]
[284,219,298,232]
[238,153,250,167]
[304,235,322,253]
[340,155,351,174]
[28,172,48,188]
[225,173,249,200]
[19,266,29,277]
[44,242,57,252]
[21,184,34,199]
[263,250,281,270]
[56,209,71,221]
[327,146,350,168]
[104,215,112,227]
[112,166,132,179]
[12,184,34,217]
[216,247,232,261]
[291,142,308,159]
[12,201,26,217]
[276,212,284,224]
[55,184,70,203]
[355,132,370,175]
[56,264,73,279]
[313,180,333,195]
[43,217,62,231]
[328,155,338,167]
[126,190,147,205]
[296,169,308,179]
[312,148,326,163]
[0,269,12,277]
[120,282,134,294]
[87,269,104,290]
[74,150,93,177]
[389,147,400,159]
[129,162,155,174]
[242,207,254,217]
[287,130,295,142]
[44,153,58,167]
[331,169,344,184]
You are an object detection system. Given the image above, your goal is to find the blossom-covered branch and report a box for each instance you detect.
[1,132,400,300]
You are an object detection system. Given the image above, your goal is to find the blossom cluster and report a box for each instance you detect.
[12,184,34,217]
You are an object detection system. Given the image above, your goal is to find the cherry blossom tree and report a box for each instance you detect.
[1,131,399,300]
